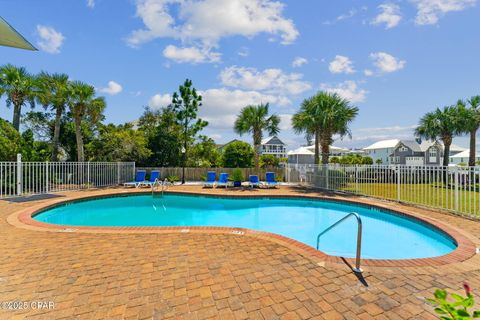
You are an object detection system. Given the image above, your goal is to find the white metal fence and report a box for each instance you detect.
[286,164,480,219]
[0,156,135,198]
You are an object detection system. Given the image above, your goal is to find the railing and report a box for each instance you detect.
[0,155,135,198]
[316,212,363,273]
[286,164,480,219]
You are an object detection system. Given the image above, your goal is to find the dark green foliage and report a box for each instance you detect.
[87,123,151,162]
[260,154,279,168]
[172,79,208,168]
[137,107,183,167]
[0,118,21,160]
[222,141,254,168]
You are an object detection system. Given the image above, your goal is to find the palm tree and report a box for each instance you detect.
[36,72,70,161]
[415,106,464,167]
[68,81,106,161]
[234,103,280,171]
[463,96,480,166]
[0,64,36,131]
[292,98,319,164]
[292,92,359,164]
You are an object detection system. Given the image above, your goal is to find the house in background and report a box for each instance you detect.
[216,139,243,152]
[389,140,466,165]
[260,136,287,159]
[287,145,349,164]
[363,139,400,164]
[449,150,480,165]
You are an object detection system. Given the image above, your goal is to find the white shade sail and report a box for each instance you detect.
[0,17,37,51]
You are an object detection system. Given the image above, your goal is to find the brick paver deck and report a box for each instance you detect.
[1,186,480,319]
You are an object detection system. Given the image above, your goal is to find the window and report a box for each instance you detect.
[429,148,437,157]
[399,146,408,152]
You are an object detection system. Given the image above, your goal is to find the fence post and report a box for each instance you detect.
[16,153,22,196]
[325,165,329,190]
[355,165,358,194]
[45,161,49,193]
[87,162,91,189]
[117,162,121,185]
[454,167,459,213]
[396,165,400,202]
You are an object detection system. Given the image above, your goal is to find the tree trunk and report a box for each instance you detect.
[253,129,261,174]
[314,130,320,165]
[443,137,452,167]
[12,103,21,131]
[320,138,330,165]
[469,128,477,167]
[51,106,63,161]
[74,116,85,162]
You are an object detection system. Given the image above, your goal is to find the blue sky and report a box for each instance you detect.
[1,0,480,150]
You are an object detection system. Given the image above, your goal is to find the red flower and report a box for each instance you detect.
[464,283,472,296]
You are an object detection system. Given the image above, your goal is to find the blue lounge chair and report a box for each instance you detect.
[265,172,278,188]
[248,175,260,188]
[138,170,161,188]
[123,170,146,188]
[216,173,230,188]
[204,171,216,188]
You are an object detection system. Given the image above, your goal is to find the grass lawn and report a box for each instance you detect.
[339,182,480,217]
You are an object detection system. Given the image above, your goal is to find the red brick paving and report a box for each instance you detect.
[1,186,480,319]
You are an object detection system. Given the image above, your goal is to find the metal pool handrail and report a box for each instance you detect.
[316,212,363,273]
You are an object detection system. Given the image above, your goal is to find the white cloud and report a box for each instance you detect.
[198,88,291,129]
[370,52,406,73]
[127,0,299,63]
[329,55,355,74]
[351,125,416,142]
[36,25,65,54]
[148,93,172,109]
[337,8,357,21]
[237,47,249,57]
[99,81,123,95]
[371,3,402,29]
[87,0,95,8]
[321,81,367,103]
[220,66,311,95]
[278,114,293,130]
[163,45,221,64]
[292,57,308,68]
[411,0,476,25]
[364,69,374,76]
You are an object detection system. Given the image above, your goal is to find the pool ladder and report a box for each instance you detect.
[316,212,363,273]
[152,179,171,197]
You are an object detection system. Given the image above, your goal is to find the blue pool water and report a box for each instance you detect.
[34,194,457,260]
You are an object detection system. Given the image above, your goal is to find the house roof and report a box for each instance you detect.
[450,150,480,158]
[287,147,314,156]
[261,136,285,145]
[398,140,423,152]
[363,139,400,150]
[288,145,348,155]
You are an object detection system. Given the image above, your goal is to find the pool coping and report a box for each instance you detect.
[9,189,478,268]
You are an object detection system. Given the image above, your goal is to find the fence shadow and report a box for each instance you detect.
[2,194,65,203]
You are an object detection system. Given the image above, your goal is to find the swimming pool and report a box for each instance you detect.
[33,194,457,260]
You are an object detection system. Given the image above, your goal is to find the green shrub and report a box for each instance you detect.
[166,175,180,183]
[222,141,254,168]
[231,168,244,182]
[428,284,480,319]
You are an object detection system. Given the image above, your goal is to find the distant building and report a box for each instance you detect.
[449,150,480,165]
[363,139,400,164]
[287,145,349,164]
[389,140,466,165]
[216,139,244,152]
[260,136,287,158]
